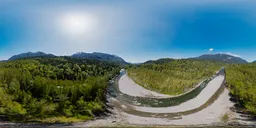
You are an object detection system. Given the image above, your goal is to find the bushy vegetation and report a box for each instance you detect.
[127,59,222,95]
[221,113,229,122]
[0,57,120,122]
[226,63,256,114]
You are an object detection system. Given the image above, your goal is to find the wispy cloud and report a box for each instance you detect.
[219,52,241,57]
[209,48,214,52]
[225,52,241,57]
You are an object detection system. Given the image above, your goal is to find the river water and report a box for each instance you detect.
[107,68,224,107]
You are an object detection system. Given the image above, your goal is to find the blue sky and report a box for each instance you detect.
[0,0,256,63]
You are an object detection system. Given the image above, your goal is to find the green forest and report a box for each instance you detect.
[1,56,256,123]
[128,58,256,115]
[0,57,121,123]
[226,63,256,114]
[127,59,223,95]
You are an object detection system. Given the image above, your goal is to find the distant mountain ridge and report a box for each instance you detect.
[191,53,248,64]
[8,51,128,65]
[8,52,55,61]
[71,52,128,64]
[144,58,174,64]
[7,52,249,64]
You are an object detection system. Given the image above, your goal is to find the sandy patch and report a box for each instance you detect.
[118,73,207,98]
[118,74,172,98]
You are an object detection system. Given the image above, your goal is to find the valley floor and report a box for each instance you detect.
[0,69,255,127]
[76,88,256,127]
[77,70,256,127]
[128,75,225,113]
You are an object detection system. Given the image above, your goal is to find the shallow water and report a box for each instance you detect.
[107,69,224,107]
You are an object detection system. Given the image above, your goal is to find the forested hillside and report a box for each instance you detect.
[0,57,121,123]
[71,52,128,65]
[191,54,248,64]
[8,52,128,66]
[8,52,55,61]
[128,59,223,95]
[226,63,256,114]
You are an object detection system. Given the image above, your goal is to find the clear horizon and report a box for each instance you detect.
[1,0,256,63]
[1,51,253,63]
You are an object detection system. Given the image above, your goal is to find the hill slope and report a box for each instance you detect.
[8,51,129,65]
[191,54,248,64]
[8,51,55,60]
[71,52,128,64]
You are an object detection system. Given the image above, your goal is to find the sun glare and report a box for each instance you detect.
[59,12,97,36]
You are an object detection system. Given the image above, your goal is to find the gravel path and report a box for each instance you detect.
[127,75,225,113]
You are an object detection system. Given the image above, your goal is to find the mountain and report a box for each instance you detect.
[144,58,174,64]
[8,52,56,60]
[191,54,248,64]
[7,51,128,65]
[71,52,128,64]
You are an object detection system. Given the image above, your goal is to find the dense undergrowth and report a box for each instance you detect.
[0,57,120,123]
[226,63,256,114]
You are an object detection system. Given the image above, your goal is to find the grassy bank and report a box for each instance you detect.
[128,59,222,95]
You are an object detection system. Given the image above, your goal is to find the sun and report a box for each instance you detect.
[59,12,97,36]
